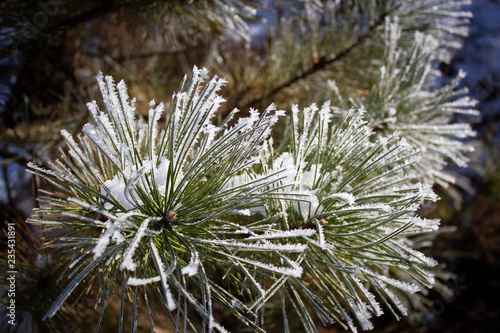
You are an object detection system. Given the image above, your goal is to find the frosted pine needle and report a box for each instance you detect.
[28,67,316,332]
[28,66,464,332]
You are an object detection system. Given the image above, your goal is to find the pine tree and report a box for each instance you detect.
[2,0,479,332]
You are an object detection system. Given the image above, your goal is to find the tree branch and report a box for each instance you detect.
[237,10,389,111]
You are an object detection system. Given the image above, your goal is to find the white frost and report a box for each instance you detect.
[181,252,200,277]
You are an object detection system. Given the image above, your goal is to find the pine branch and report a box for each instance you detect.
[19,1,477,332]
[82,43,210,62]
[235,9,391,111]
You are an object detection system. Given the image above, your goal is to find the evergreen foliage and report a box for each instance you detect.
[3,0,479,332]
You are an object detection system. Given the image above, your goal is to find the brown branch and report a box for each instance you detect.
[82,43,210,62]
[237,11,389,111]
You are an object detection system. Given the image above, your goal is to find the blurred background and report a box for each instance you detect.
[1,0,499,332]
